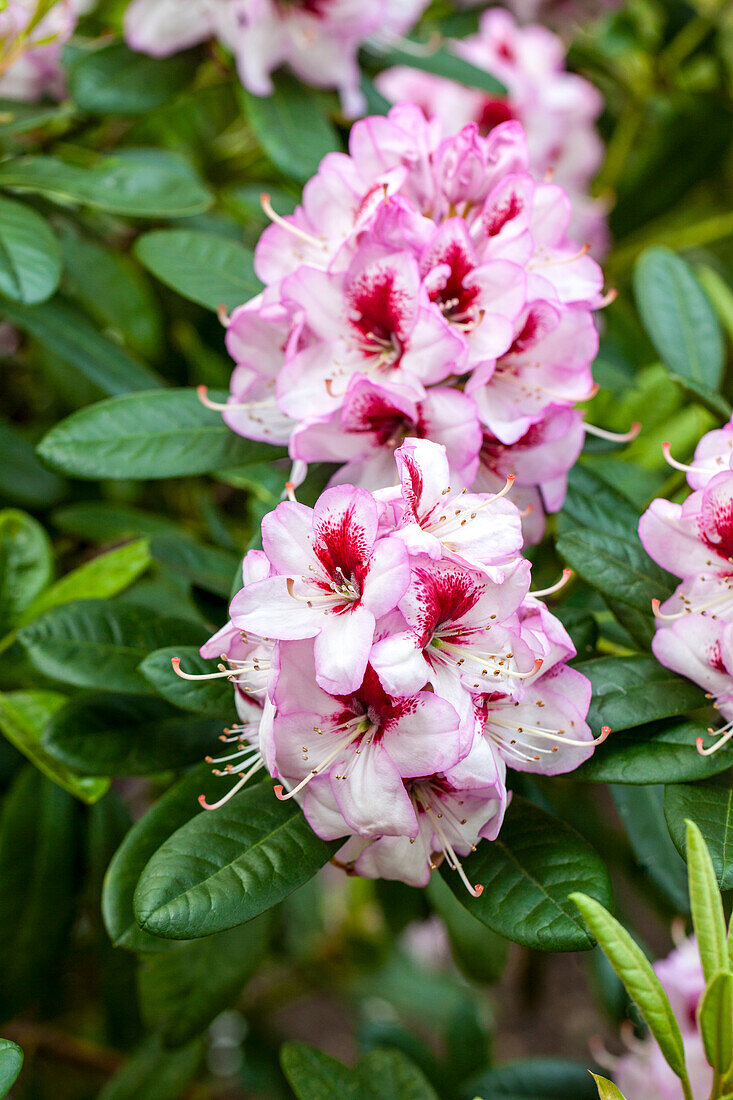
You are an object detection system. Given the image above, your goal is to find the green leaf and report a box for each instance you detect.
[611,785,689,913]
[0,297,164,396]
[240,75,340,183]
[367,40,507,96]
[591,1075,627,1100]
[575,656,706,733]
[0,690,109,803]
[426,873,508,985]
[42,693,226,776]
[634,247,724,390]
[138,913,272,1046]
[556,526,673,615]
[0,98,72,136]
[98,1035,204,1100]
[467,1060,599,1099]
[0,149,212,219]
[355,1049,439,1100]
[557,466,640,541]
[0,196,61,304]
[668,374,733,419]
[139,647,234,717]
[280,1042,359,1100]
[0,768,77,1018]
[685,820,728,984]
[18,600,203,693]
[443,797,612,952]
[103,764,220,952]
[664,782,733,891]
[570,893,689,1087]
[0,509,52,633]
[0,1039,23,1098]
[573,720,733,784]
[18,539,152,626]
[37,388,287,480]
[134,780,337,940]
[135,229,261,312]
[698,971,733,1075]
[0,418,66,509]
[68,41,191,115]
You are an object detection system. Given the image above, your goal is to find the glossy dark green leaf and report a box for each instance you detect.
[68,41,191,115]
[610,785,688,913]
[1,297,163,396]
[135,229,261,311]
[98,1035,204,1100]
[367,40,506,96]
[443,797,612,952]
[573,720,733,784]
[146,533,238,598]
[240,75,339,182]
[0,690,109,803]
[103,765,220,952]
[556,527,673,615]
[37,389,287,480]
[0,418,66,509]
[0,768,77,1018]
[557,466,640,540]
[0,196,61,303]
[17,599,203,693]
[42,693,225,776]
[134,780,337,940]
[0,149,212,218]
[0,1039,23,1098]
[575,656,706,733]
[138,913,272,1046]
[634,247,724,389]
[0,509,52,633]
[465,1059,598,1100]
[280,1042,359,1100]
[426,873,508,985]
[139,647,235,716]
[664,781,733,890]
[356,1049,439,1100]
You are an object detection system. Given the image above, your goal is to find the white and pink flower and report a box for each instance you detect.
[0,0,87,101]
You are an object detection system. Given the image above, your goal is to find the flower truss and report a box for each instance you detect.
[376,8,608,252]
[640,419,733,757]
[174,439,609,895]
[0,0,89,100]
[123,0,429,117]
[200,104,630,547]
[599,933,712,1100]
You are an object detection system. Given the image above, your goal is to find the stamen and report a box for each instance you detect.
[696,722,733,756]
[198,758,263,811]
[584,421,641,443]
[529,244,590,269]
[274,721,365,800]
[197,385,277,413]
[424,805,483,898]
[661,441,707,477]
[217,304,230,327]
[260,193,324,248]
[598,288,618,309]
[530,569,572,599]
[171,657,235,681]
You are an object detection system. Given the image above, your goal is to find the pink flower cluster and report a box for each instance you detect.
[123,0,428,117]
[177,439,607,894]
[0,0,88,101]
[376,10,608,253]
[639,421,733,757]
[208,105,609,545]
[614,935,712,1099]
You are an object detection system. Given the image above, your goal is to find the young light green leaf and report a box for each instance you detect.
[698,971,733,1075]
[18,539,152,626]
[634,247,724,390]
[239,75,339,183]
[135,229,261,312]
[0,690,109,803]
[0,1038,23,1098]
[0,196,61,303]
[0,509,52,633]
[37,389,286,480]
[0,149,212,218]
[570,893,690,1089]
[664,782,733,891]
[444,797,613,952]
[591,1074,627,1100]
[134,781,338,940]
[685,819,728,983]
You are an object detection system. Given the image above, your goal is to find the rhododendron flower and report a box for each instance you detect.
[611,935,712,1100]
[206,105,615,547]
[376,9,607,251]
[0,0,84,101]
[124,0,429,117]
[176,440,606,894]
